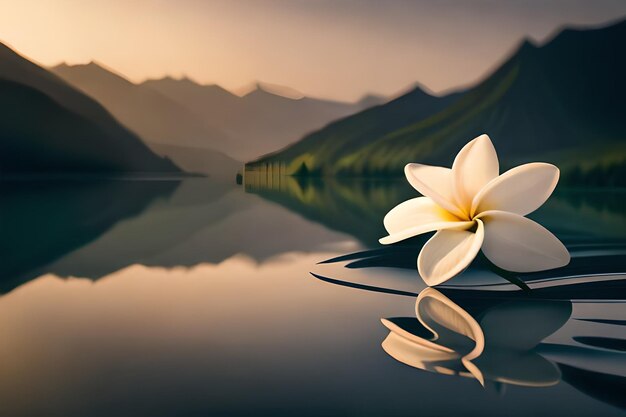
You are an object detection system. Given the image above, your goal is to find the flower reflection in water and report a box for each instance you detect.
[381,288,572,387]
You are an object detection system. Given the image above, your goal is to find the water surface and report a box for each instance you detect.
[0,178,624,416]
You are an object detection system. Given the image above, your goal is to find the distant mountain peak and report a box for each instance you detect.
[0,41,13,52]
[519,37,539,49]
[542,17,626,46]
[142,75,236,97]
[243,81,304,100]
[403,82,437,99]
[512,18,626,59]
[52,60,133,85]
[356,93,386,108]
[0,41,35,61]
[180,75,199,84]
[54,60,108,72]
[147,75,198,85]
[50,62,70,70]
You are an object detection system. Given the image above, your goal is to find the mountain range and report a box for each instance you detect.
[52,64,384,162]
[50,62,240,178]
[3,20,623,182]
[0,43,179,174]
[245,20,626,186]
[143,77,385,160]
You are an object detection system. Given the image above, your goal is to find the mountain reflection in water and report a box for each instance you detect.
[0,179,359,292]
[244,174,626,247]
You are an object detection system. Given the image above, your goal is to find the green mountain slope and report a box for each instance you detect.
[0,43,179,173]
[246,20,626,185]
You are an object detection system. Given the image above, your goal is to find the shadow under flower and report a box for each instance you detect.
[316,245,626,299]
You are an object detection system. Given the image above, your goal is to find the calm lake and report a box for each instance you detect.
[1,177,625,416]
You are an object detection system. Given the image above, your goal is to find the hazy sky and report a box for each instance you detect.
[1,0,625,101]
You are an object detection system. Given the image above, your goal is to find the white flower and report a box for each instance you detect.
[379,134,570,286]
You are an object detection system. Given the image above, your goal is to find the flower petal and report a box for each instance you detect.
[452,134,499,212]
[380,221,474,245]
[379,197,473,244]
[471,163,559,217]
[417,219,484,286]
[404,163,466,219]
[383,197,459,233]
[477,210,570,272]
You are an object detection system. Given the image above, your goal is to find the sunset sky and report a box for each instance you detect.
[1,0,625,101]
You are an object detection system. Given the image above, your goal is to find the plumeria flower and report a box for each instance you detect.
[379,134,570,286]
